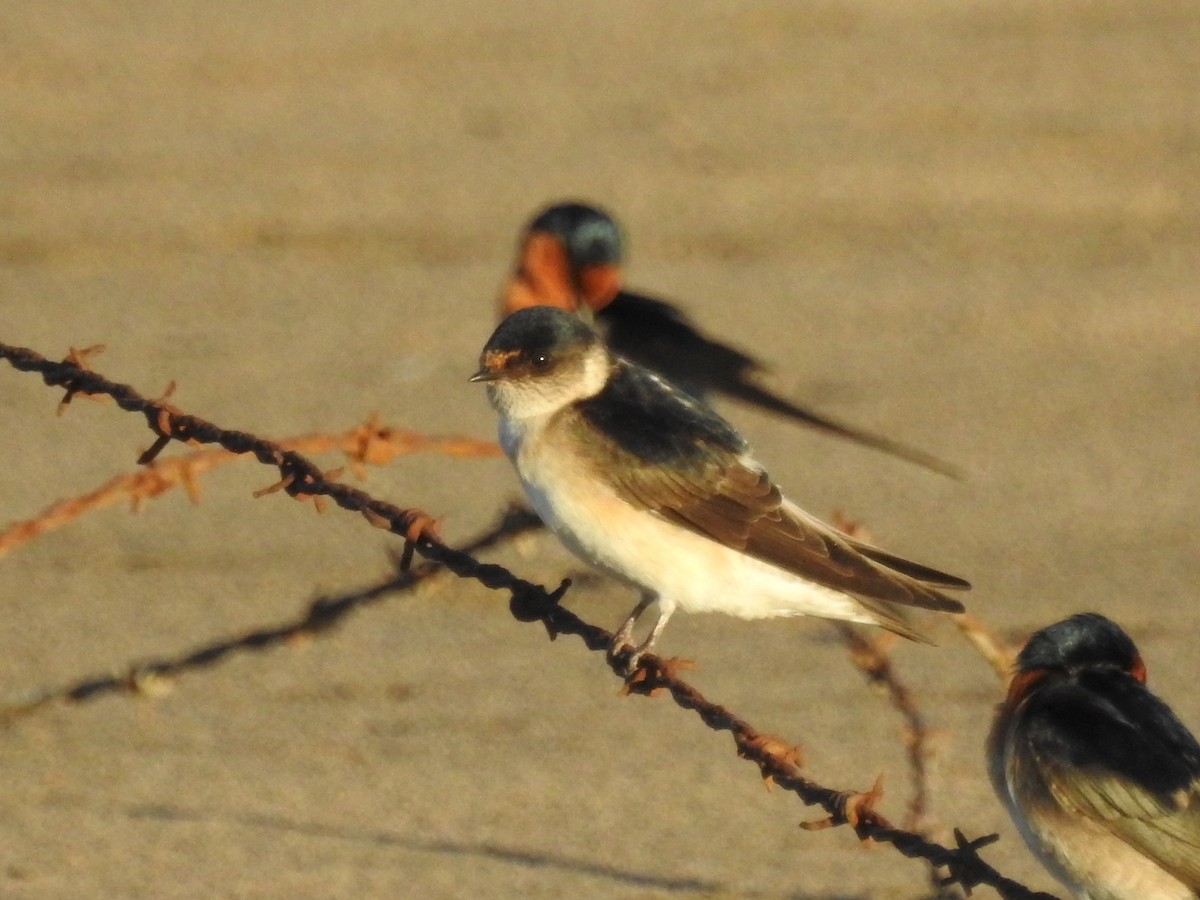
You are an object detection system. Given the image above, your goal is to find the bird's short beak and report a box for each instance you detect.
[471,349,518,383]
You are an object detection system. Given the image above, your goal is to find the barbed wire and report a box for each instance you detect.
[0,409,499,558]
[0,504,542,723]
[0,340,1059,899]
[6,425,956,885]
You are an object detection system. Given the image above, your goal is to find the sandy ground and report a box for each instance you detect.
[1,3,1198,898]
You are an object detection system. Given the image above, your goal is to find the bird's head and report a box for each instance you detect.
[500,201,625,317]
[471,307,611,417]
[1006,612,1147,706]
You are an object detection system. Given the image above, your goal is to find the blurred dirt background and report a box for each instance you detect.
[1,3,1198,898]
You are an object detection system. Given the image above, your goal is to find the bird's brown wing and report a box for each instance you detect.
[645,461,965,612]
[568,371,967,612]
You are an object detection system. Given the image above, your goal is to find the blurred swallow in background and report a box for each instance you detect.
[499,200,961,478]
[471,307,968,670]
[988,612,1200,899]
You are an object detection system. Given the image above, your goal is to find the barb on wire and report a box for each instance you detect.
[0,413,500,559]
[0,504,542,725]
[0,341,1059,899]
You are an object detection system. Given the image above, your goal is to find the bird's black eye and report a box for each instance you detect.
[530,353,551,370]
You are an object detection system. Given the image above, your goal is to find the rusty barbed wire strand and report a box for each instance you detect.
[0,341,1059,899]
[0,504,543,724]
[0,413,500,559]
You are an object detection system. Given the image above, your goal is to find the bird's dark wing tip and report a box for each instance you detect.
[849,541,972,592]
[905,592,967,614]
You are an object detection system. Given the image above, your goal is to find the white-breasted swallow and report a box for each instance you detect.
[988,612,1200,899]
[499,200,961,478]
[471,306,968,670]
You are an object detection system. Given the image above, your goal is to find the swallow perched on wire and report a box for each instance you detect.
[987,612,1200,899]
[471,306,968,670]
[500,200,961,478]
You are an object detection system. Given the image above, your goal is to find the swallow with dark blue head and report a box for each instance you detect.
[471,306,969,671]
[499,200,961,478]
[988,612,1200,900]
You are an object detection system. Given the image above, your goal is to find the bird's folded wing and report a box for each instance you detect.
[842,536,971,589]
[571,360,965,611]
[604,440,966,612]
[1027,681,1200,886]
